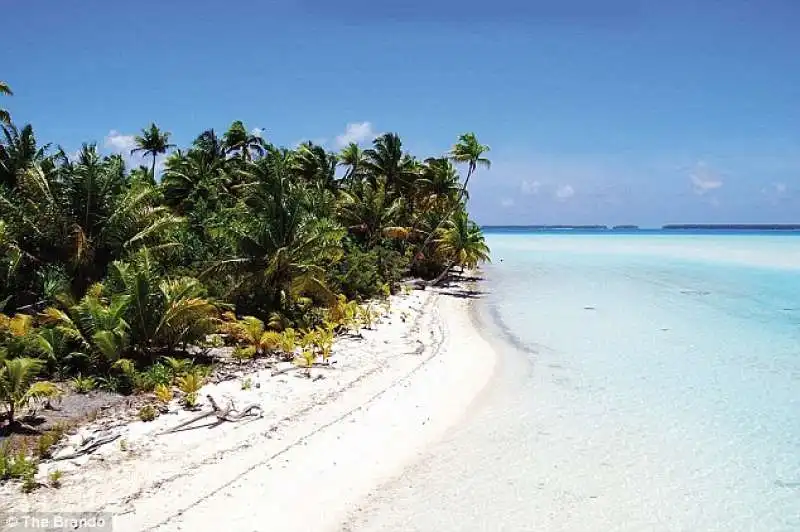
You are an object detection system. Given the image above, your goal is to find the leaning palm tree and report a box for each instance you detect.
[338,142,366,184]
[0,81,12,125]
[430,210,491,284]
[131,123,175,178]
[448,133,490,202]
[414,133,490,267]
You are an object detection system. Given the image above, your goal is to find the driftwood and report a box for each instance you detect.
[270,363,336,377]
[51,433,121,461]
[158,395,262,435]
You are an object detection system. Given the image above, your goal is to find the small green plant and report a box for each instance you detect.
[177,369,204,408]
[295,347,316,377]
[161,356,194,379]
[380,283,392,298]
[184,392,198,408]
[48,469,63,488]
[232,346,255,363]
[21,468,38,493]
[1,442,38,485]
[70,374,96,394]
[119,439,128,452]
[135,362,172,392]
[138,404,157,422]
[35,424,67,459]
[204,334,225,348]
[315,327,334,361]
[278,328,298,359]
[154,383,172,404]
[241,378,253,391]
[359,304,378,329]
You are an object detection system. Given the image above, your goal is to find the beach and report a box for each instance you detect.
[0,278,496,531]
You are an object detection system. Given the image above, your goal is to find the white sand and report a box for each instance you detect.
[0,280,495,532]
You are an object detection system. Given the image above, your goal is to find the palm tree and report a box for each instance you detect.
[417,157,463,211]
[430,210,491,284]
[131,123,175,178]
[338,178,407,246]
[0,81,12,125]
[448,133,490,202]
[363,133,419,193]
[222,120,265,162]
[291,142,338,189]
[0,356,59,427]
[414,133,490,267]
[338,142,366,184]
[0,123,50,189]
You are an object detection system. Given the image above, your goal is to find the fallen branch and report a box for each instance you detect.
[51,433,121,461]
[158,395,262,435]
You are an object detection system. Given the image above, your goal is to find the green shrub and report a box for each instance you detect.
[70,374,96,394]
[135,363,173,392]
[0,442,38,484]
[332,244,408,300]
[48,469,63,488]
[138,404,157,422]
[35,424,68,459]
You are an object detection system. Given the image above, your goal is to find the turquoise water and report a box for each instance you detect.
[353,232,800,531]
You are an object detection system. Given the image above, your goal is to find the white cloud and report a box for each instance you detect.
[335,122,375,148]
[690,162,723,195]
[520,179,541,195]
[774,182,787,194]
[500,198,515,208]
[555,184,575,201]
[104,130,136,153]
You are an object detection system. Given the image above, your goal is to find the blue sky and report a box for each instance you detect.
[2,0,799,226]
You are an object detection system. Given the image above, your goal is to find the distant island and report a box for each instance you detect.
[612,225,640,230]
[662,224,800,231]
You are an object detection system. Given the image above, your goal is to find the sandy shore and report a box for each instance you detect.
[0,278,496,531]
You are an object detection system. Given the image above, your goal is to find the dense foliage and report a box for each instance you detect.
[0,80,490,415]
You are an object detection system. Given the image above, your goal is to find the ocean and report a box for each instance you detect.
[353,230,800,531]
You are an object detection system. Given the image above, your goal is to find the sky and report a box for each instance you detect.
[2,0,799,226]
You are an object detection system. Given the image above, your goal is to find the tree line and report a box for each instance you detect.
[0,81,490,427]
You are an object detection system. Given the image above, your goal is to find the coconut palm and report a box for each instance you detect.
[363,133,419,193]
[417,157,463,211]
[338,142,366,184]
[448,133,490,202]
[131,123,175,178]
[0,124,50,189]
[414,133,490,266]
[108,254,220,357]
[338,178,408,246]
[40,283,131,367]
[0,356,60,427]
[222,120,265,162]
[291,142,338,189]
[0,81,12,125]
[430,210,491,284]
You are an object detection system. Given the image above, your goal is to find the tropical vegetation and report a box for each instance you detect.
[0,87,491,434]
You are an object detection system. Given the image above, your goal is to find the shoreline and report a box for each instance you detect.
[1,276,497,531]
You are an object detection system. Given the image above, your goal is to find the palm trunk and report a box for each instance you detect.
[413,163,474,267]
[430,260,455,286]
[151,154,157,179]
